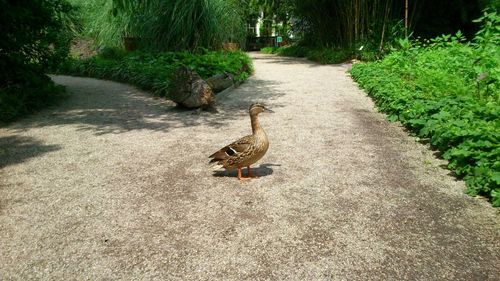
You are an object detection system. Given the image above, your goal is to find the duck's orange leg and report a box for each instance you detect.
[237,167,243,180]
[238,167,251,181]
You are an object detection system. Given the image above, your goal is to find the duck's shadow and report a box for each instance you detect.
[212,163,280,178]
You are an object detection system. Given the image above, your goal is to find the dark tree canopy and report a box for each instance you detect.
[282,0,497,48]
[0,0,74,122]
[413,0,486,39]
[0,0,73,84]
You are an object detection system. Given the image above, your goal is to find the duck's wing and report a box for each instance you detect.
[209,135,254,164]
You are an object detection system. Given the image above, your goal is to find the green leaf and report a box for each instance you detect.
[492,189,500,207]
[492,172,500,184]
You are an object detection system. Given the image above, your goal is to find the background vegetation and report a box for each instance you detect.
[261,46,353,64]
[350,11,500,206]
[0,0,75,123]
[69,0,246,51]
[260,0,500,62]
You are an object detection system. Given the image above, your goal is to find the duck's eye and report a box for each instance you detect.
[225,147,237,156]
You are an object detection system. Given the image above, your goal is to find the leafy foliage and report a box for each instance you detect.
[68,0,246,51]
[0,0,75,76]
[248,0,294,37]
[0,0,75,123]
[0,77,67,123]
[261,45,352,64]
[350,11,500,206]
[57,49,253,97]
[306,48,354,64]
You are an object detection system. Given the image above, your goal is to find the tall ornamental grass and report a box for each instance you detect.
[69,0,246,51]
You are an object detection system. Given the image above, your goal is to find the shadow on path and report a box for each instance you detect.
[212,163,280,178]
[0,136,61,168]
[6,76,285,136]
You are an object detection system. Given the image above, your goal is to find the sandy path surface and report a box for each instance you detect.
[1,53,499,280]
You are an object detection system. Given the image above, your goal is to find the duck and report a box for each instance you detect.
[209,103,273,180]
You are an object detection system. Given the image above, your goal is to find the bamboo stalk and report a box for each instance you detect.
[379,0,393,52]
[405,0,409,38]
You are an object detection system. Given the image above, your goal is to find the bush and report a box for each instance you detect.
[0,0,75,123]
[306,48,353,64]
[278,45,309,58]
[261,45,352,64]
[350,11,500,206]
[57,49,253,97]
[260,47,278,54]
[0,77,67,123]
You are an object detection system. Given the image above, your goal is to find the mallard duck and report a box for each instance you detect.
[209,103,273,180]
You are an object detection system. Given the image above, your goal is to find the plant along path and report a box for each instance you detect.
[1,53,499,280]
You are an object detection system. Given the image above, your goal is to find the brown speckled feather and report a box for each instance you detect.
[209,135,254,167]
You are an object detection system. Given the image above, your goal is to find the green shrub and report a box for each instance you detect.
[350,11,500,206]
[260,47,278,54]
[277,45,308,58]
[0,76,67,123]
[306,48,353,64]
[58,49,253,97]
[0,0,75,123]
[261,45,352,63]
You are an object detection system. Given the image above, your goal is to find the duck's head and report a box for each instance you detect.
[249,103,274,115]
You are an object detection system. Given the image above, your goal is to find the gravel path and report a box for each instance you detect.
[1,53,499,280]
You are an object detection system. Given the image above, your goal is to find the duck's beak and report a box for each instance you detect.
[264,107,274,113]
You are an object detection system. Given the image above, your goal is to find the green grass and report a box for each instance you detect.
[350,20,500,206]
[261,45,353,64]
[57,49,253,97]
